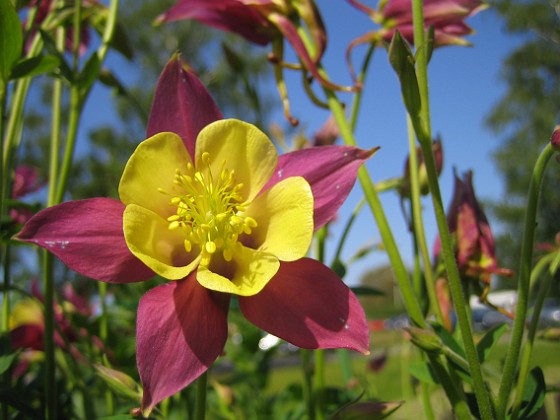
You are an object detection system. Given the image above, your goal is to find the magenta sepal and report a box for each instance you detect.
[264,145,374,229]
[137,275,230,414]
[155,0,272,46]
[15,198,154,283]
[239,258,370,354]
[146,54,223,160]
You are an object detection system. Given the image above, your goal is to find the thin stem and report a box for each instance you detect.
[511,252,557,419]
[410,0,491,415]
[326,89,426,329]
[349,42,375,131]
[301,350,315,420]
[194,371,208,420]
[43,251,56,420]
[406,117,442,323]
[496,143,556,417]
[313,349,325,419]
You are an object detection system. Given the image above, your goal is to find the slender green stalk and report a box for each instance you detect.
[406,117,442,324]
[313,349,325,419]
[349,42,375,131]
[325,90,426,329]
[194,371,208,420]
[43,251,56,420]
[410,0,491,416]
[496,143,556,418]
[301,350,315,420]
[511,252,556,419]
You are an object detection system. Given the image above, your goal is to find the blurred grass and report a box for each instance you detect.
[263,330,560,418]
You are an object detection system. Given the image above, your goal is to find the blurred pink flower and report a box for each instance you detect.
[9,165,45,224]
[434,170,511,286]
[347,0,486,65]
[156,0,354,93]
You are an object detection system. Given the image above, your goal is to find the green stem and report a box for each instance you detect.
[496,143,556,418]
[406,117,443,324]
[511,252,556,419]
[194,371,208,420]
[301,350,315,420]
[349,42,375,131]
[54,85,81,203]
[326,90,426,329]
[43,251,56,420]
[410,0,491,416]
[313,349,325,419]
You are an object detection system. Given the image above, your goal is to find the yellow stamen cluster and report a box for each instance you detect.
[162,152,257,265]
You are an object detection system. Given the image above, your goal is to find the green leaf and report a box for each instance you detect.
[10,55,61,79]
[78,53,101,96]
[408,361,440,385]
[39,29,73,82]
[476,323,507,364]
[0,350,19,375]
[0,386,42,418]
[95,364,142,402]
[350,286,384,296]
[388,31,421,123]
[332,258,347,278]
[432,323,466,359]
[513,367,546,420]
[0,0,23,83]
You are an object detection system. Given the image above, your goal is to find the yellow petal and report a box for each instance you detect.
[242,176,313,261]
[194,119,277,202]
[119,132,193,218]
[196,246,280,296]
[9,299,43,329]
[123,204,200,280]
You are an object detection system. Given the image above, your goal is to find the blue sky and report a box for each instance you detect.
[80,2,525,287]
[268,4,526,285]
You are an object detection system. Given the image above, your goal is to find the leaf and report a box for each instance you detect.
[0,0,23,83]
[10,55,61,80]
[78,53,101,97]
[476,323,507,364]
[0,386,42,418]
[350,286,384,296]
[432,323,466,359]
[513,367,546,420]
[388,31,421,123]
[0,335,19,375]
[332,401,404,420]
[95,364,142,402]
[408,361,440,385]
[39,29,73,82]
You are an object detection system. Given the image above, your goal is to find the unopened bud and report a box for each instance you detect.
[405,327,443,354]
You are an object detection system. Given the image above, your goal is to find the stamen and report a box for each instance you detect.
[163,152,258,267]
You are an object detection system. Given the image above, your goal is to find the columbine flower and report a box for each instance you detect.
[22,0,97,55]
[10,165,45,224]
[156,0,354,97]
[16,55,372,416]
[347,0,486,67]
[433,170,511,287]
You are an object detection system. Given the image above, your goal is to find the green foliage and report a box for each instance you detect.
[487,0,560,273]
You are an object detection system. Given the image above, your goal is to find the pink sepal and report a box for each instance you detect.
[137,276,230,414]
[239,258,370,354]
[264,146,373,229]
[15,198,154,283]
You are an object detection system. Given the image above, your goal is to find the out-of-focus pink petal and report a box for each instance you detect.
[137,276,230,415]
[15,198,154,283]
[263,146,374,229]
[146,54,223,160]
[239,258,370,354]
[10,324,43,351]
[156,0,273,45]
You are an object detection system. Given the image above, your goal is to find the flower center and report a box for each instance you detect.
[162,152,257,265]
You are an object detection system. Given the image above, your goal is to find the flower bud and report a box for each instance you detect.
[405,327,443,354]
